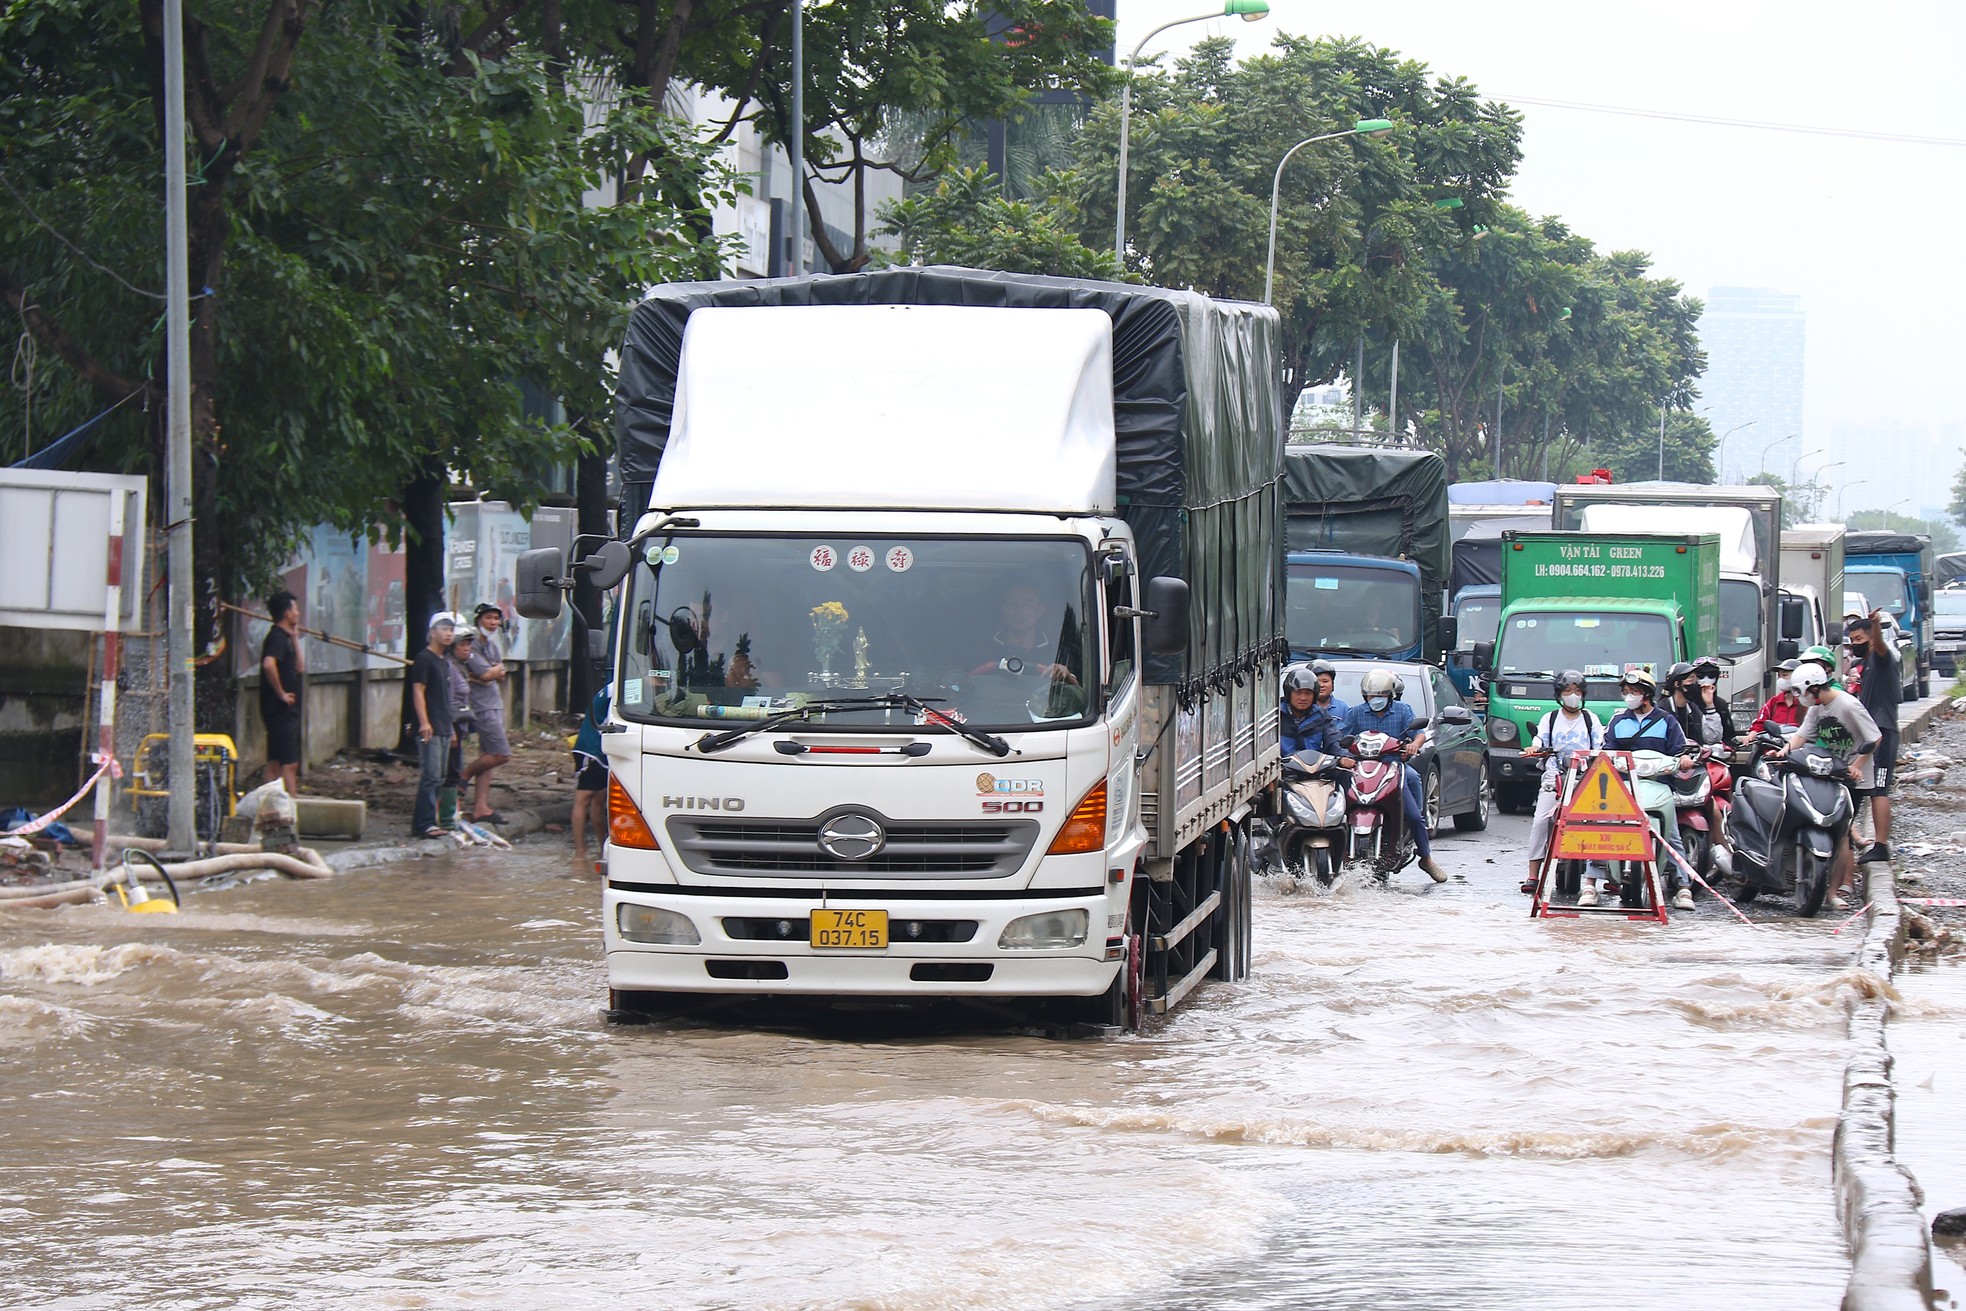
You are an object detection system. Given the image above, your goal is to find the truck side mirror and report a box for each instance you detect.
[1437,615,1459,652]
[1471,641,1494,672]
[1141,577,1190,656]
[1776,638,1800,661]
[575,540,631,592]
[515,547,567,620]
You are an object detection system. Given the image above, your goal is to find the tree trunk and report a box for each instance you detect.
[396,451,447,752]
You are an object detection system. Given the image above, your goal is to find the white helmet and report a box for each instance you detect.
[1791,664,1829,696]
[1360,667,1398,698]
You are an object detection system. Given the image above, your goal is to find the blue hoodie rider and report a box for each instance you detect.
[1281,664,1342,757]
[1340,665,1447,882]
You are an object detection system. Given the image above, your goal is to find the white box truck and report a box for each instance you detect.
[521,269,1285,1029]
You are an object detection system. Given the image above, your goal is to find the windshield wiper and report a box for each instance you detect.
[692,693,1012,757]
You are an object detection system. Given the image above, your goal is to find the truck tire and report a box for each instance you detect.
[1497,783,1535,816]
[1453,762,1492,832]
[1209,825,1253,983]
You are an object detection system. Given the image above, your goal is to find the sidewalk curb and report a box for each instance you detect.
[321,800,572,874]
[1835,862,1939,1311]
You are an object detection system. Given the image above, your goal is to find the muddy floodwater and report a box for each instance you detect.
[2,828,1865,1310]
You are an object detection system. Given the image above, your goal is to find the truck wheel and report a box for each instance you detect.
[1497,783,1534,816]
[1209,826,1253,983]
[1453,762,1492,832]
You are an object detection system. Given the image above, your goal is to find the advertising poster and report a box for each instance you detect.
[237,561,308,678]
[365,543,406,663]
[305,527,366,674]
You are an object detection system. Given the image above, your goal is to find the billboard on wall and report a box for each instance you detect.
[0,469,148,633]
[236,504,570,677]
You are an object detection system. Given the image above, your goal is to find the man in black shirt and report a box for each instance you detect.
[1846,613,1900,864]
[408,612,457,837]
[259,590,305,795]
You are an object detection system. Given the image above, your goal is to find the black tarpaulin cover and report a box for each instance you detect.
[1450,515,1550,593]
[1843,530,1933,558]
[612,266,1284,685]
[1279,445,1450,659]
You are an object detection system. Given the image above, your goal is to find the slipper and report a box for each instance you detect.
[420,826,450,839]
[470,812,507,826]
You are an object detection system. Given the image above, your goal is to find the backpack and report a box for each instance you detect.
[1535,707,1603,751]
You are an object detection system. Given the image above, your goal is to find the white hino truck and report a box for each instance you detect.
[518,269,1285,1029]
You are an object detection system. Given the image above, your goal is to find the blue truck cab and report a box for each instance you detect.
[1285,552,1426,663]
[1844,529,1936,700]
[1445,584,1501,697]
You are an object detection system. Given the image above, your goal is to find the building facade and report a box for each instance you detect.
[1697,286,1807,485]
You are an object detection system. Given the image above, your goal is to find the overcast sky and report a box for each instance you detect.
[1118,0,1966,467]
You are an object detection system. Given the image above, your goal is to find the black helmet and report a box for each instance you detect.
[1283,665,1318,694]
[1309,658,1335,677]
[1555,669,1586,694]
[1693,655,1722,680]
[1665,660,1694,688]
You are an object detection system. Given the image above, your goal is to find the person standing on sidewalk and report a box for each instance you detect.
[443,625,478,830]
[408,613,457,839]
[259,590,305,795]
[1844,612,1900,866]
[461,603,512,826]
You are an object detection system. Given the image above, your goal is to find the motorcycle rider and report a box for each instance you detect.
[1748,658,1806,735]
[1786,664,1881,909]
[1339,666,1448,882]
[1520,669,1605,894]
[1281,665,1342,757]
[1662,661,1700,743]
[1593,667,1697,911]
[1843,613,1899,868]
[1312,658,1349,719]
[1687,655,1736,747]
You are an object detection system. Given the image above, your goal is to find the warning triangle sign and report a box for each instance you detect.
[1560,755,1647,824]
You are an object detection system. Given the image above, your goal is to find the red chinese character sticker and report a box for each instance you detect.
[885,546,915,573]
[809,545,837,572]
[847,544,876,573]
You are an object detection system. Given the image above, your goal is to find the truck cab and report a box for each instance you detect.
[1445,583,1501,698]
[1477,531,1719,813]
[1285,552,1425,664]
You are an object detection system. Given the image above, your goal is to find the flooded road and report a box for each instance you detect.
[2,816,1863,1309]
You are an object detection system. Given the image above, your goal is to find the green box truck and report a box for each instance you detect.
[1477,531,1720,812]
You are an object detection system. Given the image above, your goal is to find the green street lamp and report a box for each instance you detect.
[1263,119,1396,304]
[1115,0,1269,258]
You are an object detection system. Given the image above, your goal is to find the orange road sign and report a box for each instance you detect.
[1554,823,1653,861]
[1561,755,1646,824]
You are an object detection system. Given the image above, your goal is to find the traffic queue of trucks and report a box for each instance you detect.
[510,265,1915,1028]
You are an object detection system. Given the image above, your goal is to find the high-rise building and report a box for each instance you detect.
[1826,420,1953,519]
[1697,287,1807,485]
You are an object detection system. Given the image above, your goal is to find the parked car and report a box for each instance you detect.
[1934,586,1966,676]
[1323,658,1492,833]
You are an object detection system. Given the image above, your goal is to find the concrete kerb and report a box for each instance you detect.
[1834,690,1949,1311]
[321,800,574,874]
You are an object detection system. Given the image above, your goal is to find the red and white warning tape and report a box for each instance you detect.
[2,759,112,838]
[1900,897,1966,907]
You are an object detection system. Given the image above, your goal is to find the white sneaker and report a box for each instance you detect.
[1672,888,1695,911]
[1577,884,1601,907]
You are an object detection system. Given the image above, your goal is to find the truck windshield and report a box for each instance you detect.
[1454,596,1500,648]
[1495,610,1674,680]
[1286,563,1419,656]
[1719,579,1761,657]
[617,534,1096,730]
[1937,590,1966,620]
[1854,572,1908,615]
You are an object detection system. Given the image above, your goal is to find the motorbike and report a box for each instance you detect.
[1669,745,1735,877]
[1609,749,1682,907]
[1727,726,1854,918]
[1342,718,1430,881]
[1274,750,1348,886]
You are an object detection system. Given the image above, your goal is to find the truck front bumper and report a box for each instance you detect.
[604,887,1121,998]
[1490,746,1532,789]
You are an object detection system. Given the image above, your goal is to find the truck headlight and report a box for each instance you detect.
[616,903,700,945]
[998,909,1089,950]
[1488,717,1519,746]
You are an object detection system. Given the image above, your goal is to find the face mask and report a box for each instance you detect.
[1623,693,1644,711]
[1560,692,1583,711]
[1698,677,1716,687]
[1366,695,1390,712]
[1776,678,1791,693]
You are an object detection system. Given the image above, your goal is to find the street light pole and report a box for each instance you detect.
[163,0,196,854]
[1836,481,1868,520]
[1262,120,1392,304]
[1657,402,1668,480]
[1117,0,1269,259]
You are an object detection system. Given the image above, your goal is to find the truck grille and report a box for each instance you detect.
[667,816,1039,879]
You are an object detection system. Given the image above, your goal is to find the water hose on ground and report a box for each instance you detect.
[0,845,333,909]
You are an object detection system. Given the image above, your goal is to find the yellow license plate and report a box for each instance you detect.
[810,908,888,949]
